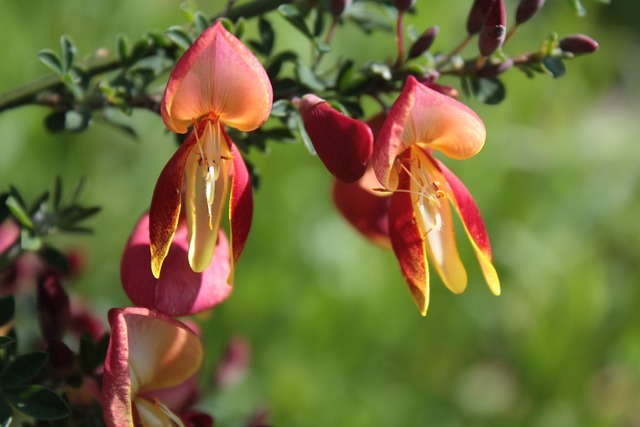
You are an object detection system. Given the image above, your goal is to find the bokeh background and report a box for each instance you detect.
[1,0,639,426]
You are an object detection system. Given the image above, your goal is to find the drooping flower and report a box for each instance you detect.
[103,307,209,427]
[150,21,273,279]
[299,94,373,183]
[122,212,232,317]
[371,75,500,315]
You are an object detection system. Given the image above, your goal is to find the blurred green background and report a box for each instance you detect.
[1,0,639,426]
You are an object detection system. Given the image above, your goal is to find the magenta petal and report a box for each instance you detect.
[121,212,232,317]
[300,94,374,183]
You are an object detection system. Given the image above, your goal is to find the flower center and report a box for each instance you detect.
[397,155,444,238]
[194,119,227,229]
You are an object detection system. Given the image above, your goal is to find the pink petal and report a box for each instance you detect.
[161,21,272,134]
[121,212,232,317]
[388,173,430,315]
[228,139,253,284]
[300,94,373,183]
[149,134,197,278]
[438,160,500,295]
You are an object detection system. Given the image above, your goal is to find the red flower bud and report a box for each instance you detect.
[37,274,71,340]
[300,94,374,183]
[515,0,546,25]
[393,0,415,12]
[330,0,352,17]
[47,339,77,379]
[559,34,599,54]
[467,0,496,35]
[408,26,439,59]
[478,0,506,57]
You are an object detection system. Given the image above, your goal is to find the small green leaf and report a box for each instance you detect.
[470,77,506,105]
[3,385,70,420]
[44,111,67,133]
[567,0,587,16]
[315,41,331,53]
[5,196,33,229]
[38,50,63,75]
[0,295,15,326]
[20,229,41,251]
[278,4,314,39]
[295,113,315,155]
[0,352,49,388]
[270,99,292,117]
[38,245,70,274]
[65,109,91,133]
[166,26,193,50]
[59,36,76,74]
[296,61,325,91]
[0,336,15,350]
[195,11,210,34]
[541,56,566,78]
[129,38,151,64]
[258,17,275,56]
[0,397,12,427]
[313,8,326,37]
[266,51,298,79]
[218,17,234,33]
[115,34,130,63]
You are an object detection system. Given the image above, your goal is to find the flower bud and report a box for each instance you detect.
[330,0,352,17]
[300,94,374,183]
[467,0,496,35]
[420,81,459,99]
[515,0,546,25]
[37,274,71,340]
[393,0,415,12]
[408,26,439,59]
[559,34,599,54]
[47,339,77,380]
[478,0,506,57]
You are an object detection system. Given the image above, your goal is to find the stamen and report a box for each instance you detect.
[153,398,186,427]
[194,119,226,230]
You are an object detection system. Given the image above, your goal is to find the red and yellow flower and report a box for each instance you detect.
[371,76,500,315]
[150,21,272,280]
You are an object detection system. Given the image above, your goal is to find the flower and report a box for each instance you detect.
[121,212,232,317]
[103,307,208,427]
[150,21,272,279]
[299,94,373,183]
[371,75,500,315]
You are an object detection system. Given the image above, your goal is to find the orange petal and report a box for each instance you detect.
[161,21,273,133]
[438,159,500,295]
[150,134,197,278]
[389,171,430,315]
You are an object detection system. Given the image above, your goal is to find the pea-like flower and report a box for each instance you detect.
[103,307,208,426]
[150,21,272,279]
[371,76,500,315]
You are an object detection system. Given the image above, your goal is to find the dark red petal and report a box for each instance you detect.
[228,140,253,283]
[149,134,197,278]
[300,94,374,183]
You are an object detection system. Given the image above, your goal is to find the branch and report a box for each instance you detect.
[0,0,292,114]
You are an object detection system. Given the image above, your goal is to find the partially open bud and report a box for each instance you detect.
[559,34,599,54]
[37,274,71,341]
[467,0,496,35]
[478,0,506,57]
[330,0,352,17]
[393,0,415,12]
[300,94,374,183]
[515,0,546,25]
[408,26,439,59]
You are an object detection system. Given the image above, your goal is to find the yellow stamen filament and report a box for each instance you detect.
[153,398,186,427]
[193,120,225,230]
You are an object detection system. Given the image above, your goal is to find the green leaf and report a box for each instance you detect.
[194,11,210,34]
[567,0,587,16]
[166,26,193,50]
[3,385,70,420]
[270,99,293,117]
[541,56,566,78]
[313,8,326,37]
[295,113,315,155]
[315,41,331,53]
[0,397,12,427]
[278,4,314,39]
[266,51,298,79]
[115,34,130,64]
[44,111,67,133]
[0,352,48,388]
[20,229,41,251]
[38,50,63,75]
[129,38,151,64]
[59,36,76,74]
[65,109,91,133]
[5,196,33,229]
[296,61,325,91]
[234,17,246,39]
[258,17,275,56]
[470,77,506,105]
[38,245,70,274]
[0,336,15,351]
[0,295,15,327]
